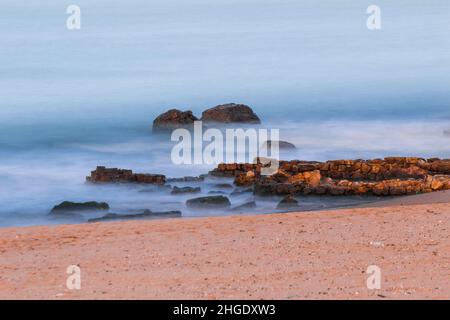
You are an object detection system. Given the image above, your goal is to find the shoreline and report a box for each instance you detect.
[0,191,448,300]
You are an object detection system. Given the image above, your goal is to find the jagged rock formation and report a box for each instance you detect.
[87,166,166,184]
[210,157,450,196]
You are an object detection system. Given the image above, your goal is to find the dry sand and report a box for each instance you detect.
[0,191,449,300]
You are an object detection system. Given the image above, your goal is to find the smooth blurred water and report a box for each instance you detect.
[0,0,449,226]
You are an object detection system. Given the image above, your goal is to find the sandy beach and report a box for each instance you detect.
[0,191,449,300]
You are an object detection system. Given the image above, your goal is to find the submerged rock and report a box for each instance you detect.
[88,210,181,222]
[167,176,205,183]
[230,188,254,196]
[263,140,296,150]
[208,190,227,195]
[213,183,234,189]
[186,196,231,209]
[171,186,201,194]
[201,103,261,124]
[152,109,198,133]
[232,201,257,211]
[276,195,299,209]
[50,201,109,215]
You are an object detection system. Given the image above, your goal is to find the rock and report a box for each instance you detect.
[231,201,257,211]
[208,190,227,195]
[171,186,201,194]
[276,195,299,209]
[139,185,172,193]
[230,188,254,196]
[87,166,165,184]
[210,157,450,197]
[88,210,181,222]
[213,183,234,189]
[201,103,261,124]
[263,140,296,150]
[429,160,450,174]
[166,176,205,183]
[152,109,198,133]
[50,201,109,215]
[186,196,231,209]
[289,170,321,187]
[234,171,256,187]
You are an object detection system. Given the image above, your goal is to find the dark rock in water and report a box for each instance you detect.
[186,196,231,209]
[167,176,205,183]
[139,185,172,193]
[201,103,261,124]
[50,201,109,214]
[232,201,257,211]
[152,109,198,133]
[87,166,165,185]
[214,183,233,189]
[88,210,181,222]
[208,190,227,195]
[230,188,254,196]
[171,186,201,194]
[276,195,299,209]
[263,140,296,150]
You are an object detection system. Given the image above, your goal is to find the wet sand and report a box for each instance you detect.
[0,191,449,300]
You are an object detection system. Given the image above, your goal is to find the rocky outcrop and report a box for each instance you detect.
[87,167,165,185]
[152,109,198,132]
[50,201,109,215]
[186,196,231,209]
[209,163,259,178]
[210,157,450,197]
[201,103,261,124]
[88,210,181,222]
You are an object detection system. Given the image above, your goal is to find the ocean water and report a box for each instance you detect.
[0,0,449,227]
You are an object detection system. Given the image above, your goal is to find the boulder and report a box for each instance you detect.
[152,109,198,132]
[201,103,261,124]
[171,186,201,194]
[263,140,296,150]
[50,201,109,215]
[186,196,231,209]
[276,195,299,209]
